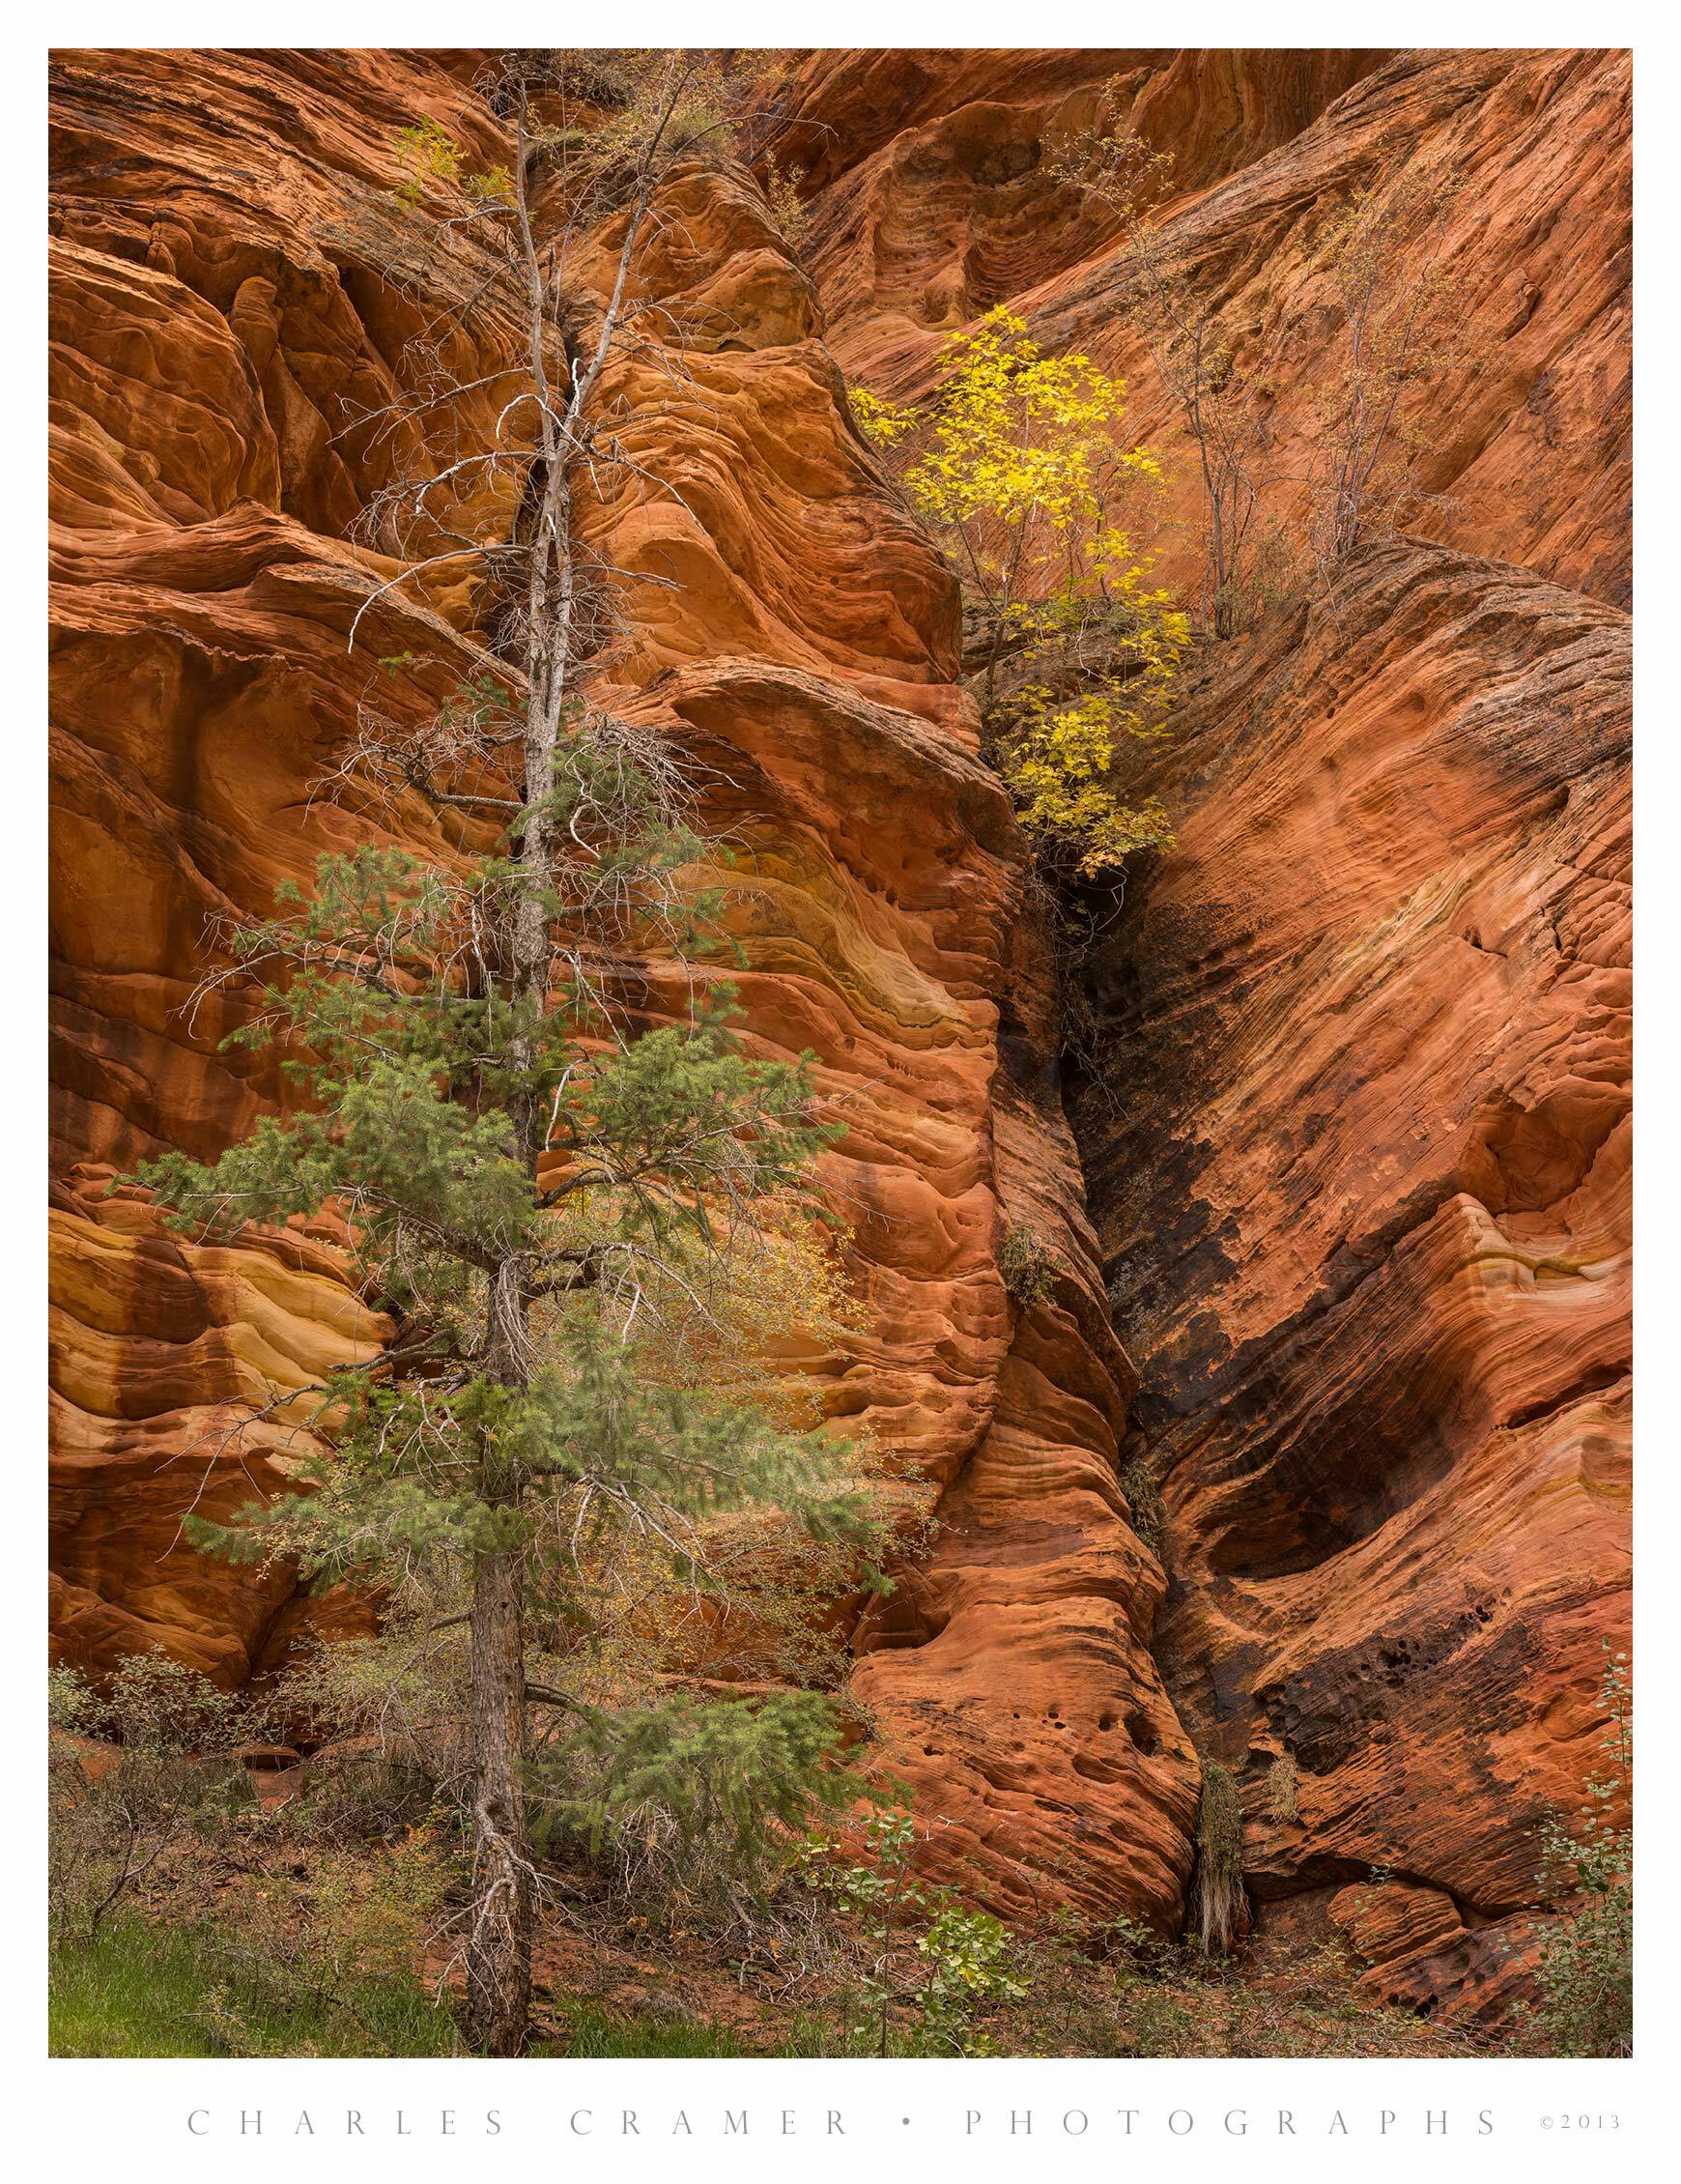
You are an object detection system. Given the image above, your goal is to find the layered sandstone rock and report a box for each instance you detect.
[790,46,1630,609]
[1078,540,1630,2014]
[48,47,1194,1920]
[46,46,1633,2006]
[780,43,1631,2017]
[50,1167,385,1681]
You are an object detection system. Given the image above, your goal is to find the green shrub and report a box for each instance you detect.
[799,1808,1032,2055]
[1532,1649,1632,2056]
[912,1902,1030,2056]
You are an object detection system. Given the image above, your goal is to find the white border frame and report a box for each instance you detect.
[10,10,1668,2175]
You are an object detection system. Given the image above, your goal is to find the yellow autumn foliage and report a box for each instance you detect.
[849,307,1186,876]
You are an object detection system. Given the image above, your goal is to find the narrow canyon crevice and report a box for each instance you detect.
[1063,541,1629,2020]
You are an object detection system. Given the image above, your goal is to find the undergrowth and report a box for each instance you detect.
[1000,1222,1059,1307]
[1192,1762,1246,1952]
[51,1899,1498,2060]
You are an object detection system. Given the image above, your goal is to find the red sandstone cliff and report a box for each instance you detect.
[48,45,1195,1927]
[778,43,1631,2018]
[47,47,1631,2018]
[1081,542,1629,2020]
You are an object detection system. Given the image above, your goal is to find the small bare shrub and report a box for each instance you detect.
[761,150,810,252]
[1119,1445,1165,1554]
[999,1221,1059,1307]
[1191,1761,1246,1954]
[49,1654,251,1945]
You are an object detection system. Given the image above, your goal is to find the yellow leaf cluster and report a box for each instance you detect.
[998,563,1185,876]
[1001,687,1177,877]
[848,386,917,449]
[898,308,1157,552]
[848,307,1188,880]
[391,118,514,209]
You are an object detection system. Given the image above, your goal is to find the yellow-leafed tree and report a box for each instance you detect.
[852,308,1186,878]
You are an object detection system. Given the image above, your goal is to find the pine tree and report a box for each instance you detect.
[129,50,870,2056]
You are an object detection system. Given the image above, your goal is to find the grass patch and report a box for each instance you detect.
[49,1916,460,2058]
[1191,1762,1246,1953]
[50,1913,761,2059]
[1268,1753,1299,1823]
[540,1997,749,2057]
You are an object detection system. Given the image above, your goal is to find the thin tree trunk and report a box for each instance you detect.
[459,81,658,2057]
[465,1534,532,2053]
[459,100,564,2055]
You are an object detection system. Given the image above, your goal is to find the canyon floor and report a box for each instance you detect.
[54,1858,1502,2061]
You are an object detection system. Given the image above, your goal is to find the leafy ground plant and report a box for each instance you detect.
[1530,1648,1633,2056]
[798,1809,1028,2055]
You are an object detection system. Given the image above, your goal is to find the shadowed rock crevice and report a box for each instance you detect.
[1070,542,1629,2019]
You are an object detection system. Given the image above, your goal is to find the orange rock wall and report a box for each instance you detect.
[1081,543,1630,2019]
[790,47,1630,608]
[777,43,1631,2013]
[48,46,1194,1923]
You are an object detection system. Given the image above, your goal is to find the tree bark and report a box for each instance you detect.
[464,1171,538,2048]
[459,95,558,2059]
[465,1536,532,2054]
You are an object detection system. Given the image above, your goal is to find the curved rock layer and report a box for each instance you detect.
[780,44,1632,2020]
[788,46,1630,609]
[48,47,1193,1920]
[1080,546,1630,2017]
[47,47,1633,2003]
